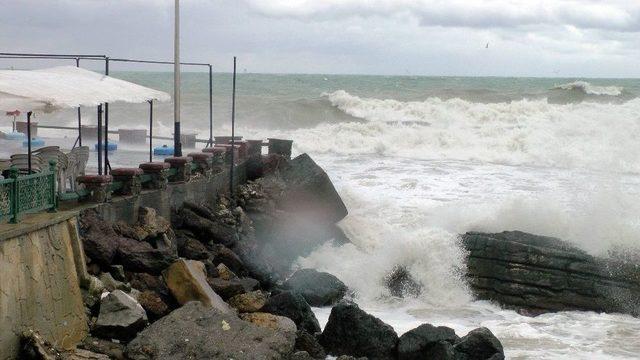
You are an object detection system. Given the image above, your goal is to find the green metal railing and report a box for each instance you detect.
[0,160,58,223]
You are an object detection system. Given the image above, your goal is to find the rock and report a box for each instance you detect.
[290,351,314,360]
[137,290,169,320]
[79,211,122,266]
[228,290,267,312]
[20,330,60,359]
[462,231,640,316]
[453,327,504,360]
[178,236,210,260]
[336,356,368,360]
[99,272,131,292]
[79,336,126,360]
[115,237,176,274]
[113,207,171,242]
[83,275,106,311]
[182,201,217,221]
[209,244,246,275]
[163,259,231,313]
[295,330,326,359]
[109,265,126,282]
[385,265,423,298]
[216,263,238,280]
[207,277,246,300]
[125,302,295,360]
[284,269,347,306]
[94,290,148,341]
[178,208,238,247]
[398,324,459,360]
[239,312,297,334]
[238,277,261,292]
[262,291,321,334]
[320,302,398,359]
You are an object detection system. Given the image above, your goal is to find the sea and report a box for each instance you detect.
[6,72,640,359]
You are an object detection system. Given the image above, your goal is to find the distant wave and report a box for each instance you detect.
[552,81,623,96]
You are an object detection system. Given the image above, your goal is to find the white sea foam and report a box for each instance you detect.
[552,81,624,96]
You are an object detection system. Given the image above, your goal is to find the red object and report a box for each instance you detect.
[5,110,20,116]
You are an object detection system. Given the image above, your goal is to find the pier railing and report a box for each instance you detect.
[0,160,58,223]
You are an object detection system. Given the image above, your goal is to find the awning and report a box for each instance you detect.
[0,66,170,112]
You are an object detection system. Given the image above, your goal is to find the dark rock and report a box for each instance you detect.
[79,336,126,359]
[284,269,347,306]
[336,356,368,360]
[207,277,247,300]
[178,236,210,260]
[320,302,398,360]
[183,201,217,221]
[79,211,122,266]
[295,330,326,359]
[99,272,131,292]
[262,291,321,334]
[462,231,640,316]
[116,237,176,274]
[290,351,314,360]
[137,290,169,320]
[125,301,295,360]
[209,244,246,275]
[398,324,459,360]
[177,208,238,247]
[238,277,261,292]
[94,290,148,341]
[385,265,423,298]
[453,327,504,360]
[109,265,126,282]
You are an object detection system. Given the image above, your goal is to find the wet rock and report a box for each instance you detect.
[453,327,504,360]
[336,356,368,360]
[113,207,171,242]
[163,259,231,313]
[463,231,640,316]
[99,272,131,292]
[290,351,314,360]
[295,329,326,359]
[115,237,176,274]
[177,208,238,247]
[262,291,321,334]
[207,277,246,300]
[398,324,459,360]
[178,236,210,260]
[239,312,297,334]
[385,265,423,298]
[137,290,169,320]
[109,265,126,282]
[284,268,347,306]
[94,290,148,341]
[216,263,237,280]
[126,301,295,360]
[320,302,398,359]
[238,277,261,292]
[228,290,267,312]
[79,336,126,360]
[209,244,246,275]
[79,211,122,266]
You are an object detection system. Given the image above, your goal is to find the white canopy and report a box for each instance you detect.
[0,66,171,112]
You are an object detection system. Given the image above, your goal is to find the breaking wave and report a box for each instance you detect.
[552,81,624,96]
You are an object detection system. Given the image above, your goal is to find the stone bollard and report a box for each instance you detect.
[233,140,249,160]
[187,152,214,176]
[267,138,293,159]
[246,140,264,157]
[164,156,193,182]
[139,162,171,190]
[111,168,144,196]
[202,147,226,173]
[76,175,113,203]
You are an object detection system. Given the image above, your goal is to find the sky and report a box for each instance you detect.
[1,0,639,77]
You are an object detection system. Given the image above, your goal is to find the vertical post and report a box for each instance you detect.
[104,57,110,173]
[76,57,82,146]
[208,64,213,148]
[97,104,103,175]
[27,111,32,174]
[149,100,154,163]
[229,57,237,196]
[173,0,182,157]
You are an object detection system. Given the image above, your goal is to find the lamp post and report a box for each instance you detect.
[173,0,182,157]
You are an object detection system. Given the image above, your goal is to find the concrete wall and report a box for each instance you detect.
[0,213,88,360]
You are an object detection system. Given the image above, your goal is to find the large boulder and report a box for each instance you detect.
[295,330,326,359]
[320,302,398,359]
[79,211,123,266]
[116,237,176,274]
[384,265,423,298]
[453,327,504,360]
[209,244,247,275]
[178,236,210,260]
[462,231,640,316]
[398,324,459,360]
[284,269,347,306]
[228,290,267,313]
[262,291,321,334]
[94,290,148,341]
[177,207,238,247]
[126,302,295,360]
[207,277,247,300]
[112,207,171,242]
[163,259,231,313]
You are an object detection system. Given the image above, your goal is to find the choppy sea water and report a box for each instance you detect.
[3,71,640,359]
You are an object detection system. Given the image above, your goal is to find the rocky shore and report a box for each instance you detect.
[20,153,504,360]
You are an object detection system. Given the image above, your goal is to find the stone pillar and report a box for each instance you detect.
[268,138,293,159]
[187,152,214,176]
[246,139,264,156]
[111,168,144,196]
[202,147,226,173]
[164,156,193,182]
[76,175,113,203]
[139,162,171,190]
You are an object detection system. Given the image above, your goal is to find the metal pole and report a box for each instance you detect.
[229,57,237,196]
[97,104,103,175]
[27,111,32,174]
[104,57,110,173]
[173,0,182,157]
[76,57,82,146]
[149,100,154,163]
[208,64,213,147]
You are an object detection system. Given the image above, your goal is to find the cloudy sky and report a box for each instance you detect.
[1,0,639,77]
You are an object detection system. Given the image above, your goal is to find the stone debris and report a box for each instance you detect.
[93,290,148,341]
